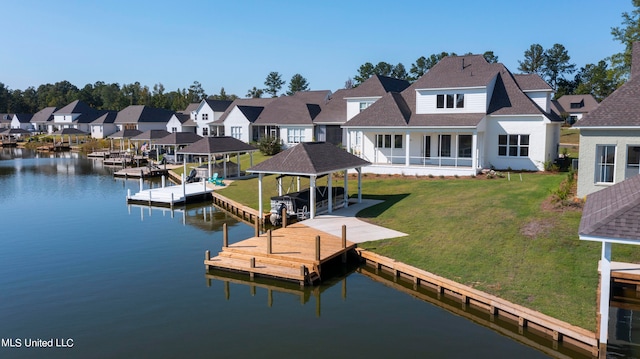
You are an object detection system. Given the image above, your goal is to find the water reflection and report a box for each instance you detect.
[127,202,240,232]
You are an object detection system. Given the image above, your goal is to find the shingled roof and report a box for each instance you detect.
[154,132,202,145]
[248,142,370,176]
[30,107,57,124]
[215,98,276,124]
[177,136,258,155]
[346,75,410,97]
[114,105,175,124]
[579,174,640,242]
[578,76,640,127]
[254,96,321,125]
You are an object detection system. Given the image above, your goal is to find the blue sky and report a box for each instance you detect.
[1,0,635,98]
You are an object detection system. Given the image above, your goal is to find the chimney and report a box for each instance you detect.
[633,41,640,79]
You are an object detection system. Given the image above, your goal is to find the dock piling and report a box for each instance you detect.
[267,230,272,254]
[315,235,321,261]
[205,250,210,270]
[223,223,228,248]
[282,207,287,228]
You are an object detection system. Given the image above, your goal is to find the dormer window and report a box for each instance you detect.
[359,101,374,112]
[436,94,464,109]
[570,100,584,109]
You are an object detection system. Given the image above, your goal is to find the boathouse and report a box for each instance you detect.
[247,141,370,220]
[579,173,640,354]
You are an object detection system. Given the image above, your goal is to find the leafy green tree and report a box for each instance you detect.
[518,44,546,76]
[542,44,576,90]
[373,62,394,77]
[246,86,264,98]
[151,83,168,109]
[611,0,640,78]
[354,62,375,85]
[264,72,285,97]
[0,82,11,112]
[409,52,453,81]
[391,63,409,81]
[286,73,310,95]
[187,81,207,102]
[575,60,623,101]
[209,87,237,101]
[483,51,499,63]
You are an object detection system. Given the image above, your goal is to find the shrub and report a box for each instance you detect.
[256,136,282,155]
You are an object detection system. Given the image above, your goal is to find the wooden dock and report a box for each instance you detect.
[127,181,213,206]
[212,191,264,226]
[356,248,599,357]
[205,222,356,286]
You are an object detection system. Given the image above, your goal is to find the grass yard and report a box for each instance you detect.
[183,152,640,330]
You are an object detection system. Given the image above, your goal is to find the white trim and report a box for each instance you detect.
[343,96,383,100]
[415,86,485,91]
[579,234,640,245]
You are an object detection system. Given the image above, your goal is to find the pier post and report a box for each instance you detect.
[223,223,228,248]
[139,177,143,192]
[315,235,321,261]
[254,218,259,237]
[249,257,255,279]
[282,207,287,228]
[267,230,272,254]
[341,225,347,263]
[162,175,166,188]
[127,189,130,200]
[205,250,210,271]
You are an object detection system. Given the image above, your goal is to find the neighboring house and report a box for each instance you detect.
[575,42,640,198]
[113,105,175,132]
[52,100,104,133]
[343,54,561,176]
[30,107,57,134]
[213,97,276,143]
[314,75,410,145]
[167,103,198,133]
[253,91,330,149]
[192,99,233,137]
[90,111,118,139]
[10,113,34,131]
[0,114,13,129]
[552,94,598,124]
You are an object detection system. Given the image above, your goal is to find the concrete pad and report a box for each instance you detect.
[301,199,408,243]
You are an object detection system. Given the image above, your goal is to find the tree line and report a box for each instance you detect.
[2,1,639,114]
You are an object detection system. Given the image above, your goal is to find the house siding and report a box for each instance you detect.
[416,88,487,114]
[525,91,550,112]
[224,107,251,143]
[484,116,549,171]
[346,97,381,121]
[280,126,313,149]
[577,129,640,197]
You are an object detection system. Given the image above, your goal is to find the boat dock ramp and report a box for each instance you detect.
[205,220,356,286]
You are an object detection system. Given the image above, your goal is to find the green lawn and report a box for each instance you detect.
[187,153,640,330]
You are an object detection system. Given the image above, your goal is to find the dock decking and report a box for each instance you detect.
[127,181,213,206]
[205,222,356,286]
[114,166,169,178]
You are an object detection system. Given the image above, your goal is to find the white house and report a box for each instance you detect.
[343,54,561,176]
[166,103,198,133]
[192,99,233,137]
[30,107,57,134]
[575,42,640,198]
[52,100,102,133]
[113,105,175,132]
[213,98,275,143]
[314,75,409,145]
[552,94,598,124]
[90,111,118,139]
[10,113,34,131]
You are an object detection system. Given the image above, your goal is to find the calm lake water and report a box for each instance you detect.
[0,148,612,358]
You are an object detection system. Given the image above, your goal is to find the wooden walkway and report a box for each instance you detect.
[211,192,263,226]
[205,222,356,286]
[356,249,599,357]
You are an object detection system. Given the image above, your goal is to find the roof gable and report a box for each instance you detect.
[54,100,93,115]
[31,107,57,123]
[411,55,498,90]
[248,142,370,175]
[344,92,410,127]
[114,105,175,124]
[577,77,640,127]
[347,75,410,98]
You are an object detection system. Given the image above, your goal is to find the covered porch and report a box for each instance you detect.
[346,128,483,176]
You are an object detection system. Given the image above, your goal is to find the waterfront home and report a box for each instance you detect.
[10,113,34,131]
[113,105,175,133]
[166,103,199,133]
[343,54,562,176]
[30,107,57,134]
[52,100,105,133]
[552,94,598,125]
[212,97,276,143]
[192,99,233,137]
[314,75,410,145]
[252,90,330,149]
[0,114,12,129]
[90,111,118,139]
[575,42,640,198]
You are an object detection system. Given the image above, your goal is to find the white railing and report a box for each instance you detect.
[374,154,473,168]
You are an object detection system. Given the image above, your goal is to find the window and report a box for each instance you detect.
[438,134,451,157]
[287,128,305,143]
[570,100,584,109]
[375,134,402,149]
[171,127,177,133]
[458,135,472,158]
[436,94,464,109]
[498,135,529,157]
[424,136,431,157]
[202,113,209,121]
[627,146,640,167]
[596,145,615,183]
[231,126,242,140]
[202,127,208,136]
[359,101,374,112]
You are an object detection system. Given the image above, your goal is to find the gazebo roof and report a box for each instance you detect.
[177,136,258,155]
[108,129,142,139]
[153,132,202,145]
[130,129,170,141]
[579,174,640,242]
[52,128,88,135]
[247,142,370,176]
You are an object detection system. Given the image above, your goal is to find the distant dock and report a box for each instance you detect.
[127,179,213,207]
[114,166,169,178]
[205,222,356,286]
